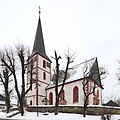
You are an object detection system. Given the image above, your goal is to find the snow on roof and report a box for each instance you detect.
[66,57,97,83]
[47,57,102,89]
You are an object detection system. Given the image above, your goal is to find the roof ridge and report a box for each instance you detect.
[72,57,97,68]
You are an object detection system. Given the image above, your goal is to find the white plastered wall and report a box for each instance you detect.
[26,54,51,106]
[46,80,102,106]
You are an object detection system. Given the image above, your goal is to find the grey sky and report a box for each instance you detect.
[0,0,120,101]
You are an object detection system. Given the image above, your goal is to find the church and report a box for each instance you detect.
[26,11,103,107]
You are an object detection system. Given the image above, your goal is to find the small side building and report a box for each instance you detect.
[103,100,119,107]
[0,94,6,111]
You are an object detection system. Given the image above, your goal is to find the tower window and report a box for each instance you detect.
[47,62,51,68]
[43,60,46,68]
[43,72,46,80]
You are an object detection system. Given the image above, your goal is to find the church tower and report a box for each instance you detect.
[26,10,51,106]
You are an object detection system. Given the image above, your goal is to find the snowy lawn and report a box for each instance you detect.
[0,111,119,120]
[8,112,102,120]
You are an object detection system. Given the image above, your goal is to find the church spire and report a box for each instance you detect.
[32,8,51,62]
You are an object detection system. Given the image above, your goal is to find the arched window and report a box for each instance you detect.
[73,86,79,103]
[49,92,53,105]
[31,83,32,91]
[96,90,99,105]
[97,90,99,98]
[30,100,32,105]
[93,90,99,105]
[60,90,65,101]
[43,72,46,80]
[43,60,46,68]
[93,97,96,105]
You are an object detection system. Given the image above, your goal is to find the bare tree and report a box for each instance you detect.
[82,58,107,117]
[116,59,120,107]
[116,60,120,84]
[52,50,75,115]
[0,68,12,113]
[0,44,33,116]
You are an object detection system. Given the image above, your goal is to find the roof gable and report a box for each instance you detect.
[89,58,102,88]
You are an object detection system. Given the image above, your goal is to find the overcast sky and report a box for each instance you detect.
[0,0,120,102]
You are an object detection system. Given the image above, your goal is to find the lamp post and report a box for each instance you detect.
[37,103,39,117]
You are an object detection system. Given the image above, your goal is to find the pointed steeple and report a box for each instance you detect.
[32,9,51,62]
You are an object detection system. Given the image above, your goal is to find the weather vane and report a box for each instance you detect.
[39,6,41,16]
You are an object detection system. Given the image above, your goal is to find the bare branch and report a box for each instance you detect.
[82,58,107,117]
[53,49,76,115]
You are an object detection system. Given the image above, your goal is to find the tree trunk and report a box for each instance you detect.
[83,97,88,117]
[19,98,24,116]
[6,98,10,113]
[5,100,10,113]
[83,103,87,117]
[5,91,10,113]
[53,50,73,115]
[54,96,59,115]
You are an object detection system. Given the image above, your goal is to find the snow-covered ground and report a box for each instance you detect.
[0,111,119,120]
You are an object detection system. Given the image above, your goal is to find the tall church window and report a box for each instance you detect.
[73,86,79,103]
[93,97,96,105]
[43,60,46,68]
[97,90,99,98]
[43,72,46,80]
[93,89,99,105]
[60,90,65,101]
[31,83,32,91]
[96,90,99,105]
[49,92,53,105]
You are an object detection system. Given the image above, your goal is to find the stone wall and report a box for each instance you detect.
[27,105,120,115]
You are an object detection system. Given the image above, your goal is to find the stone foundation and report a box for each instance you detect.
[27,105,120,115]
